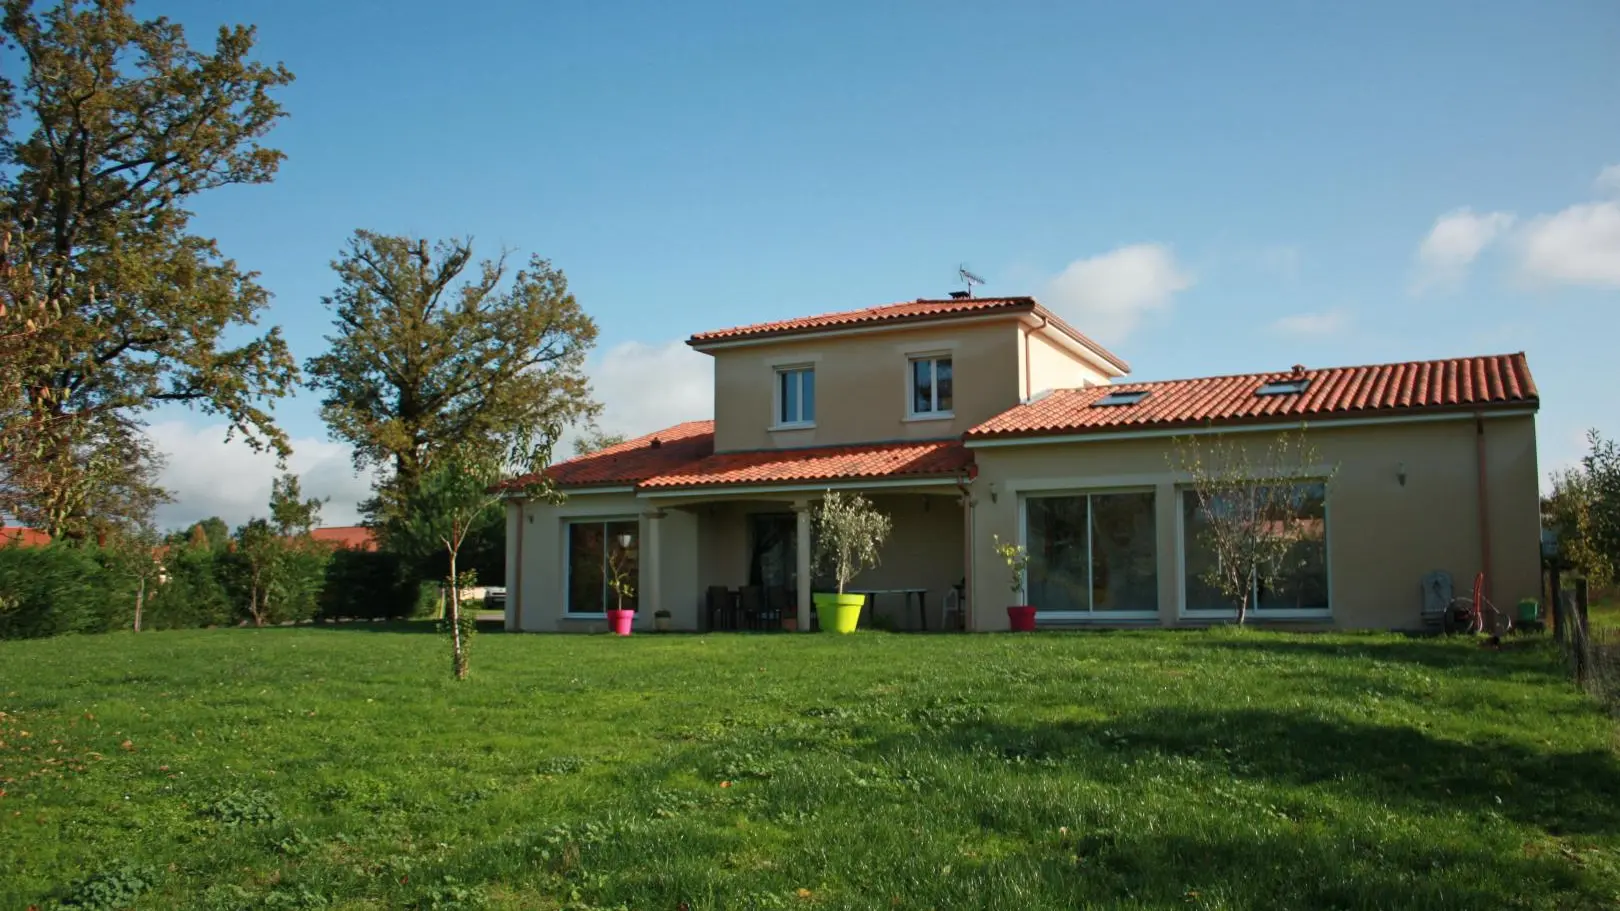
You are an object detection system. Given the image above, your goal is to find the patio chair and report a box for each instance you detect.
[765,586,791,630]
[706,585,735,631]
[739,586,764,631]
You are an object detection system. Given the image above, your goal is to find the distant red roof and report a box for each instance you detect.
[0,526,49,548]
[310,526,377,551]
[498,421,970,493]
[967,354,1538,440]
[687,297,1130,373]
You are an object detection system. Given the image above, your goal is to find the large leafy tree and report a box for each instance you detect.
[0,0,297,538]
[306,232,599,521]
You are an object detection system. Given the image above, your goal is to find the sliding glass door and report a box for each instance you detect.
[1025,491,1158,619]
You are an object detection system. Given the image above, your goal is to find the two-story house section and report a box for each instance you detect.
[501,295,1542,633]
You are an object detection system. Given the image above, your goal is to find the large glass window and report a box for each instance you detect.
[910,356,953,416]
[567,520,639,615]
[1025,491,1157,615]
[776,366,815,426]
[1181,483,1328,614]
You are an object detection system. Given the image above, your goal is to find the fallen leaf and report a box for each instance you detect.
[119,740,134,752]
[719,781,732,788]
[796,888,813,898]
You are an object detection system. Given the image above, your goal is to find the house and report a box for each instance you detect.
[0,526,51,548]
[500,296,1540,632]
[310,526,378,551]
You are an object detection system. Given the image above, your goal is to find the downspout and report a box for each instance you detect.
[1474,413,1494,609]
[1021,315,1049,402]
[956,470,976,632]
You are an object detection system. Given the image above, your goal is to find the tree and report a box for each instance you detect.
[269,473,324,537]
[0,0,297,539]
[230,518,280,627]
[1546,430,1620,587]
[812,491,892,594]
[103,522,163,631]
[573,425,627,457]
[389,444,558,679]
[1173,432,1329,624]
[305,232,599,520]
[191,517,229,551]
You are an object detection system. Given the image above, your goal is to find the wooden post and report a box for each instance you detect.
[1576,576,1589,635]
[1551,563,1564,645]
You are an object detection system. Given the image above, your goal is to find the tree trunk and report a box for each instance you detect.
[133,578,145,632]
[448,548,467,679]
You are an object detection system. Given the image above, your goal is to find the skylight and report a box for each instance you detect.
[1094,389,1150,407]
[1257,379,1310,396]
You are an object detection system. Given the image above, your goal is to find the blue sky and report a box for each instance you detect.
[131,0,1618,527]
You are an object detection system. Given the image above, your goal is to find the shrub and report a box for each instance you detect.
[318,548,420,620]
[0,544,133,639]
[144,545,233,630]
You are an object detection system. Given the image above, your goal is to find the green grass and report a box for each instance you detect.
[2,626,1618,910]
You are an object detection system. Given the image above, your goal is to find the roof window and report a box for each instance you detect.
[1257,379,1310,396]
[1094,389,1150,407]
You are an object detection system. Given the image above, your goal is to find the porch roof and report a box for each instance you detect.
[966,353,1538,440]
[499,421,974,494]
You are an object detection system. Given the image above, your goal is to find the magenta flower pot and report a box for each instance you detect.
[607,609,635,636]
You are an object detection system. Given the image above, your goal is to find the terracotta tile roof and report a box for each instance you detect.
[967,353,1538,440]
[687,296,1130,372]
[310,526,378,551]
[0,526,50,548]
[498,420,718,491]
[638,438,974,491]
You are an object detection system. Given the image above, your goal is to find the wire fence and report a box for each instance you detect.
[1554,581,1620,712]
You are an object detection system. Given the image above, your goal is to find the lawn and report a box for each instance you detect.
[2,626,1618,910]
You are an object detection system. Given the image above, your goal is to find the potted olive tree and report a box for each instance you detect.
[992,534,1036,631]
[811,491,892,633]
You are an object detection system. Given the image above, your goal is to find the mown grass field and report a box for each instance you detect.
[2,625,1618,910]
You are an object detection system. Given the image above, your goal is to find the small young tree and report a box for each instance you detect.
[1173,432,1328,624]
[269,473,326,538]
[104,524,164,632]
[607,539,636,613]
[392,445,553,679]
[812,491,892,594]
[232,518,282,626]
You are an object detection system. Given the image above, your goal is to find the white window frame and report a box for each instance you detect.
[1018,486,1160,622]
[1174,481,1332,621]
[772,364,816,430]
[907,353,954,420]
[563,517,639,619]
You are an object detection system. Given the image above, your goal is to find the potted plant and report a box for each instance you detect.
[606,532,636,636]
[781,615,798,633]
[992,534,1036,631]
[654,608,672,632]
[811,491,892,634]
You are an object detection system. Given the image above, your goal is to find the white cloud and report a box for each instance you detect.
[1041,243,1193,343]
[1596,163,1620,197]
[1270,309,1350,337]
[584,339,713,438]
[1516,200,1620,288]
[1412,208,1515,292]
[145,421,375,531]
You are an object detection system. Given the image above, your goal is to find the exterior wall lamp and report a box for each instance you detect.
[1397,462,1407,487]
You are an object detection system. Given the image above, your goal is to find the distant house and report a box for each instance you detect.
[499,295,1539,633]
[0,526,50,548]
[310,526,378,551]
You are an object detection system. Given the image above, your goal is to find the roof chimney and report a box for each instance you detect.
[649,437,662,449]
[948,290,971,300]
[1290,364,1306,377]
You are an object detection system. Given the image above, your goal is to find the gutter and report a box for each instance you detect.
[956,469,977,632]
[1475,412,1494,613]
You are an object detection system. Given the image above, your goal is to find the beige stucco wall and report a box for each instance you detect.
[708,320,1024,452]
[1021,329,1112,398]
[966,414,1541,631]
[506,492,706,633]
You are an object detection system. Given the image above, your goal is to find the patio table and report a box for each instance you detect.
[846,588,929,631]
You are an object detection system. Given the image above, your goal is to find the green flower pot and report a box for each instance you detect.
[813,592,865,634]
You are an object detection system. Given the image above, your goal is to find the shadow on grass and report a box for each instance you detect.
[302,619,510,634]
[926,706,1620,837]
[1197,633,1569,682]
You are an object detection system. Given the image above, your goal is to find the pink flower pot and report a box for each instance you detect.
[1007,605,1037,632]
[607,609,635,636]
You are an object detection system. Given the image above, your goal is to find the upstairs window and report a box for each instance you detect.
[910,355,953,417]
[776,366,815,427]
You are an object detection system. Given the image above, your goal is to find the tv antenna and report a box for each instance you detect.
[957,264,985,297]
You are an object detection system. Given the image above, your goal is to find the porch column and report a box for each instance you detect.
[642,509,665,620]
[793,500,813,631]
